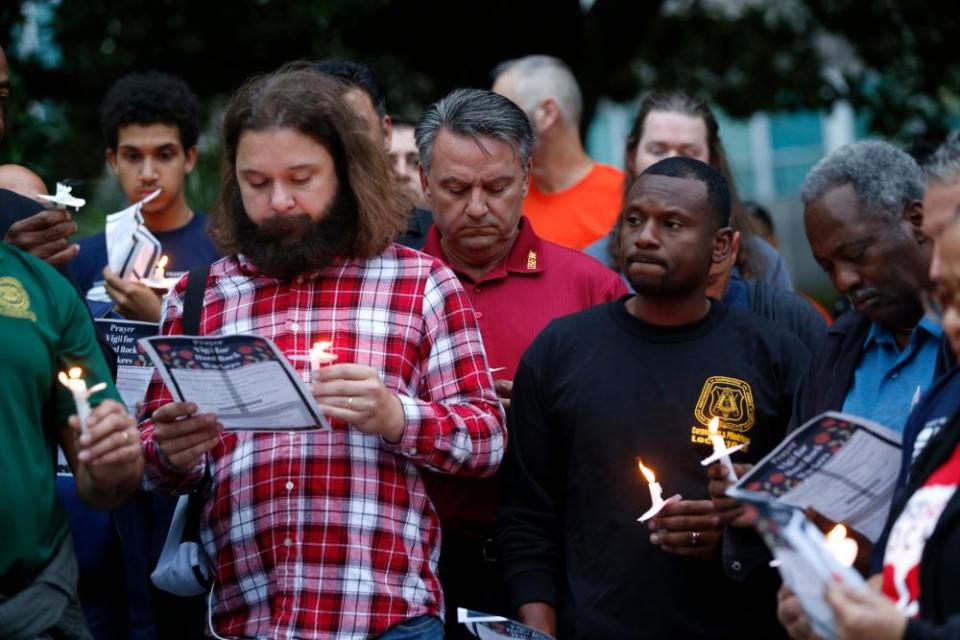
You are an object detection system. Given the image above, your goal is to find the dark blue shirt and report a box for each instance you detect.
[899,365,960,488]
[67,211,219,299]
[723,274,750,310]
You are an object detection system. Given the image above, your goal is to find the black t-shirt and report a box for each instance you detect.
[0,188,44,238]
[498,297,811,639]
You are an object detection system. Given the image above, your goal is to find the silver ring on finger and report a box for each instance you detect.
[348,396,353,409]
[123,430,131,443]
[691,531,701,547]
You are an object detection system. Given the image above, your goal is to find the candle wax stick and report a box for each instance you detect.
[637,488,682,522]
[713,434,738,482]
[310,341,338,379]
[153,256,168,280]
[636,458,681,522]
[700,417,747,482]
[58,370,107,435]
[72,387,93,435]
[699,441,748,475]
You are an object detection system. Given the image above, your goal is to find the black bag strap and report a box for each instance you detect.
[181,264,211,553]
[181,265,209,335]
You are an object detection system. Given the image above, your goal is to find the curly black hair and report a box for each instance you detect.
[100,71,200,151]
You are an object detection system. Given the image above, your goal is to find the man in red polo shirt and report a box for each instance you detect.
[416,87,626,636]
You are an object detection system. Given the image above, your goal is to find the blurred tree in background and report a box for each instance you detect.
[1,0,959,234]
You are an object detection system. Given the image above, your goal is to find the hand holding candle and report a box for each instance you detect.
[58,367,108,435]
[637,458,682,522]
[700,417,747,482]
[140,255,178,292]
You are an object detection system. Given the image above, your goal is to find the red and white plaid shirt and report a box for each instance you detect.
[139,245,506,639]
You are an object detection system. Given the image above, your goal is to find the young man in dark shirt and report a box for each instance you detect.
[498,156,810,639]
[67,71,218,321]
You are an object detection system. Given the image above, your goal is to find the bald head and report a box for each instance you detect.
[492,55,583,128]
[0,164,47,197]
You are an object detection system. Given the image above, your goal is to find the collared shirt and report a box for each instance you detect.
[138,246,506,639]
[842,317,943,433]
[422,217,627,382]
[420,217,627,533]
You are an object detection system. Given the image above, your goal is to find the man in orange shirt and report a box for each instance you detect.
[493,55,623,250]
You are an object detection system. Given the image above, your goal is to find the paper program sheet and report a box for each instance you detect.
[139,334,328,431]
[732,411,902,542]
[94,318,158,414]
[728,489,867,640]
[457,609,556,640]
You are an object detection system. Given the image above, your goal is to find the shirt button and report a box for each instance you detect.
[891,372,900,379]
[296,276,304,284]
[474,286,482,293]
[408,447,418,456]
[285,481,294,491]
[476,312,484,320]
[731,561,742,571]
[291,322,300,331]
[283,537,293,547]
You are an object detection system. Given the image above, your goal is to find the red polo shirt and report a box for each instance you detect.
[421,216,628,534]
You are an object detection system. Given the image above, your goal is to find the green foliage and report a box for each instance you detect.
[3,0,960,206]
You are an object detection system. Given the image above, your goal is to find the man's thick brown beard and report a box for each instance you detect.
[235,190,359,279]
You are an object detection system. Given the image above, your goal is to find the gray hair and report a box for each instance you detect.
[415,88,535,173]
[924,133,960,186]
[800,140,923,224]
[492,54,583,126]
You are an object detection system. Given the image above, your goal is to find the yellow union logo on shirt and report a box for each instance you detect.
[0,277,37,321]
[689,376,756,448]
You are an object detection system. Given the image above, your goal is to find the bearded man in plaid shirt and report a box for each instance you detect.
[136,67,506,639]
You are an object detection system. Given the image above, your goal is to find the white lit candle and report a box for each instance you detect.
[824,523,858,567]
[57,367,107,435]
[38,182,86,210]
[153,255,169,281]
[310,340,338,379]
[637,458,681,522]
[700,417,747,481]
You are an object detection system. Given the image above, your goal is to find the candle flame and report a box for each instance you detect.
[825,523,858,567]
[58,368,84,388]
[312,340,333,352]
[157,255,169,270]
[637,458,656,484]
[826,523,847,544]
[708,416,720,436]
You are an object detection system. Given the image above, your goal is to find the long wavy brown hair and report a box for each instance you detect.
[210,67,406,258]
[612,90,760,278]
